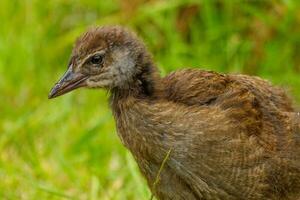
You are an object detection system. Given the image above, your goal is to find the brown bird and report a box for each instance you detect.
[49,26,300,200]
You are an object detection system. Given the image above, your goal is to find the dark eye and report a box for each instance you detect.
[90,54,103,65]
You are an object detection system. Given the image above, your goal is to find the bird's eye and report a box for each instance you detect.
[90,54,103,65]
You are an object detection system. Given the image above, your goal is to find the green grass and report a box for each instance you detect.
[0,0,300,199]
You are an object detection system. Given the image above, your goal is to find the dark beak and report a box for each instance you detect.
[48,67,88,99]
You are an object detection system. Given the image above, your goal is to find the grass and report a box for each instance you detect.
[0,0,299,199]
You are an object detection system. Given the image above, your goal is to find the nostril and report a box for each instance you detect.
[59,68,74,83]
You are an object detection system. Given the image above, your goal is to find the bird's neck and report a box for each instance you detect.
[110,60,162,104]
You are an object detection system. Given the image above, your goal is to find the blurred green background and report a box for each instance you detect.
[0,0,300,199]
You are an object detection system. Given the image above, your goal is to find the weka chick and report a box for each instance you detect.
[49,26,300,200]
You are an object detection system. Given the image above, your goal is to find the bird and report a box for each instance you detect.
[49,26,300,200]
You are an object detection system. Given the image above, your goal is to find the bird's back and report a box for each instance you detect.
[162,69,293,111]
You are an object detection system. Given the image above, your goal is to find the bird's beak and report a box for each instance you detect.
[48,67,88,99]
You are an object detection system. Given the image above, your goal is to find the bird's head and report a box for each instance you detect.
[49,26,153,99]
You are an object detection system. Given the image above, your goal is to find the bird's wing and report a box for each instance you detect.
[161,69,294,112]
[161,69,297,153]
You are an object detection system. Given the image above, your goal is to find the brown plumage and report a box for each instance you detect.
[49,26,300,200]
